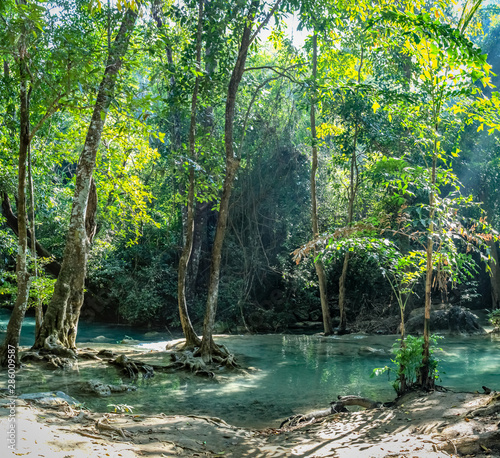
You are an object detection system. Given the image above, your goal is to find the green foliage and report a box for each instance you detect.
[487,309,500,329]
[0,262,56,309]
[371,335,443,394]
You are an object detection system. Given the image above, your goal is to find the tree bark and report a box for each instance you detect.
[197,1,261,362]
[177,0,204,349]
[28,144,43,336]
[0,38,31,366]
[488,240,500,310]
[419,153,437,390]
[337,49,363,334]
[33,7,138,351]
[310,33,333,336]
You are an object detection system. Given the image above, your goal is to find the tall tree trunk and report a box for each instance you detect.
[488,240,500,310]
[28,144,43,337]
[0,41,31,366]
[337,122,358,334]
[197,1,261,362]
[480,189,500,310]
[187,201,209,300]
[309,32,332,336]
[337,49,363,334]
[177,0,204,349]
[33,8,138,351]
[419,152,437,390]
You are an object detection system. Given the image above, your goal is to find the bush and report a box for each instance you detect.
[372,334,443,394]
[487,309,500,329]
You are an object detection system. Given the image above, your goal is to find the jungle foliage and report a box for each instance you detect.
[0,0,500,379]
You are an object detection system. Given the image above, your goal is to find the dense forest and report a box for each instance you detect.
[1,0,500,390]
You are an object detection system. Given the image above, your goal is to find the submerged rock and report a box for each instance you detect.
[357,346,386,356]
[97,349,115,358]
[19,391,80,406]
[406,305,486,335]
[80,380,137,397]
[92,335,113,343]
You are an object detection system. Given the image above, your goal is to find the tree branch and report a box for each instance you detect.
[249,0,283,45]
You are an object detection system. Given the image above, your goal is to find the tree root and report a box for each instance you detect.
[96,415,131,440]
[192,341,239,368]
[110,354,155,379]
[170,351,215,377]
[438,430,500,455]
[280,395,383,428]
[467,391,500,417]
[21,351,75,370]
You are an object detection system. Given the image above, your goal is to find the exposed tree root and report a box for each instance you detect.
[192,341,239,368]
[467,391,500,417]
[439,430,500,455]
[96,415,131,440]
[280,395,383,428]
[170,351,215,377]
[110,354,155,379]
[21,351,75,370]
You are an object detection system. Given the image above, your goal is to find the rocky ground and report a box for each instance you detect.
[1,388,500,457]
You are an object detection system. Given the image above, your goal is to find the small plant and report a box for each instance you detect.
[108,403,134,414]
[372,334,443,395]
[487,309,500,330]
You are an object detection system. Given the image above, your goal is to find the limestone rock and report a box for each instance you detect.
[81,380,137,397]
[406,305,486,335]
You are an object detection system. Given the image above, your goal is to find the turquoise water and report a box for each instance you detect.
[1,309,499,428]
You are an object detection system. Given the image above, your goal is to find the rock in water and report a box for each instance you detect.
[80,380,137,397]
[19,391,81,406]
[406,305,486,335]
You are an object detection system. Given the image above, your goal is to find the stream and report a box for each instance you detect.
[1,308,499,429]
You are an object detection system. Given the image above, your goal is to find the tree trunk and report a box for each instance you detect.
[338,252,349,332]
[337,126,358,334]
[197,2,260,362]
[310,32,333,336]
[488,240,500,310]
[419,154,436,390]
[177,0,204,349]
[187,201,209,300]
[0,43,31,366]
[28,144,43,337]
[33,7,138,351]
[337,49,362,334]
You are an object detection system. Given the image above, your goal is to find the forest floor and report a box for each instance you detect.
[2,388,500,457]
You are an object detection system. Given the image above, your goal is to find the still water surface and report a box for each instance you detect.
[1,309,499,428]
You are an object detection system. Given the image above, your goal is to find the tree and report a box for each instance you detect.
[371,0,495,389]
[0,0,33,366]
[177,0,204,349]
[309,32,333,335]
[197,0,283,362]
[33,4,139,351]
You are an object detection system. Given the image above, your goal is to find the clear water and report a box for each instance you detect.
[1,309,499,429]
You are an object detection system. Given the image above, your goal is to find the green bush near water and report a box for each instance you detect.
[371,335,443,394]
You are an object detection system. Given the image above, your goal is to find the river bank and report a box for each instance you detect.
[2,388,500,457]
